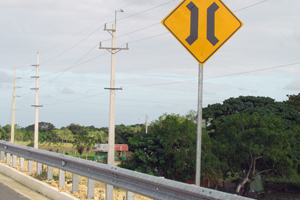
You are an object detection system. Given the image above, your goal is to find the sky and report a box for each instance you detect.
[0,0,299,129]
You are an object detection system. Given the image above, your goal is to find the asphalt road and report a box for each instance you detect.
[0,173,51,200]
[0,181,30,200]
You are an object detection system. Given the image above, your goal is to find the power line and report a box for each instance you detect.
[39,43,100,88]
[40,25,104,66]
[106,0,178,24]
[39,1,141,53]
[123,62,300,88]
[42,91,108,106]
[234,0,268,12]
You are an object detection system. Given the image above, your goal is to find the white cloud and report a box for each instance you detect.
[283,80,300,91]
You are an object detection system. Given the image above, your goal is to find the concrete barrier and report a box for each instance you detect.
[0,163,78,200]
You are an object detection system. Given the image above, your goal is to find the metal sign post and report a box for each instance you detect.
[162,0,243,186]
[196,64,204,186]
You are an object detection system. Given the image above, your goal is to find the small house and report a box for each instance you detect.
[94,144,128,162]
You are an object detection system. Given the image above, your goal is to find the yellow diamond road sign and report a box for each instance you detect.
[162,0,243,65]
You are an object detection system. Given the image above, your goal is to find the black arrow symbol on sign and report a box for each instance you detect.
[186,1,220,46]
[207,2,219,46]
[186,2,198,45]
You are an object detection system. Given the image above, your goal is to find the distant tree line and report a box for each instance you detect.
[1,93,300,196]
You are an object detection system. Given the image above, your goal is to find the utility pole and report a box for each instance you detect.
[145,115,148,133]
[10,67,17,143]
[99,10,128,200]
[31,52,42,149]
[196,64,204,186]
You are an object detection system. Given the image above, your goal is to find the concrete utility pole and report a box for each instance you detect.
[10,67,17,143]
[196,64,204,186]
[145,115,148,133]
[31,52,42,149]
[99,10,128,200]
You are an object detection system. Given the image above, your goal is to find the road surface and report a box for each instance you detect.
[0,172,51,200]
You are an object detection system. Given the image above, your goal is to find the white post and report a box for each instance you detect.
[126,191,135,200]
[107,23,116,200]
[0,151,4,161]
[6,153,11,164]
[10,67,17,143]
[72,174,79,193]
[99,11,128,199]
[33,52,40,149]
[196,64,204,186]
[47,166,53,180]
[87,179,95,199]
[19,157,25,169]
[145,115,148,133]
[107,23,116,167]
[28,160,33,173]
[12,155,17,167]
[59,169,65,187]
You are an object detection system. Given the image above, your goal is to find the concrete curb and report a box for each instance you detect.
[0,163,78,200]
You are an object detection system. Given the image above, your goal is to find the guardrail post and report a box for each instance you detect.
[106,184,113,200]
[12,155,17,167]
[19,157,24,169]
[36,162,42,175]
[87,179,95,199]
[6,153,11,164]
[72,173,79,193]
[59,169,65,187]
[28,160,33,173]
[126,191,135,200]
[47,166,53,180]
[0,151,4,161]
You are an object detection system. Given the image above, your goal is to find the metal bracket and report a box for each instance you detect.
[104,87,123,90]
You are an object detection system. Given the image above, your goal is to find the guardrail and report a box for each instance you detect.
[0,141,253,200]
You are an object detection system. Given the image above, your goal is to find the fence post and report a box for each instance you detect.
[126,191,135,200]
[87,179,95,199]
[28,160,33,173]
[6,153,10,164]
[19,157,24,169]
[36,162,42,175]
[0,151,4,161]
[106,184,113,200]
[12,155,17,167]
[47,166,53,180]
[72,173,79,193]
[59,169,65,187]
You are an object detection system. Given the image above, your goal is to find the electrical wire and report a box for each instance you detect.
[122,62,300,88]
[40,25,104,66]
[235,0,268,12]
[42,91,108,106]
[39,43,100,88]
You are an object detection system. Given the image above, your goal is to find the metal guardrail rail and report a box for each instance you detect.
[0,141,253,200]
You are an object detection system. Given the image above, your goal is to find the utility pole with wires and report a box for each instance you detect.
[10,67,20,143]
[99,10,129,200]
[31,52,43,175]
[31,52,43,149]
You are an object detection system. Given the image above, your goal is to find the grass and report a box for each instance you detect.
[15,141,95,161]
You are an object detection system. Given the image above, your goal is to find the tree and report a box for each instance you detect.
[203,95,300,195]
[211,112,299,194]
[1,125,11,140]
[203,96,300,131]
[72,135,95,159]
[120,112,220,183]
[286,93,300,112]
[67,123,88,136]
[52,129,74,143]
